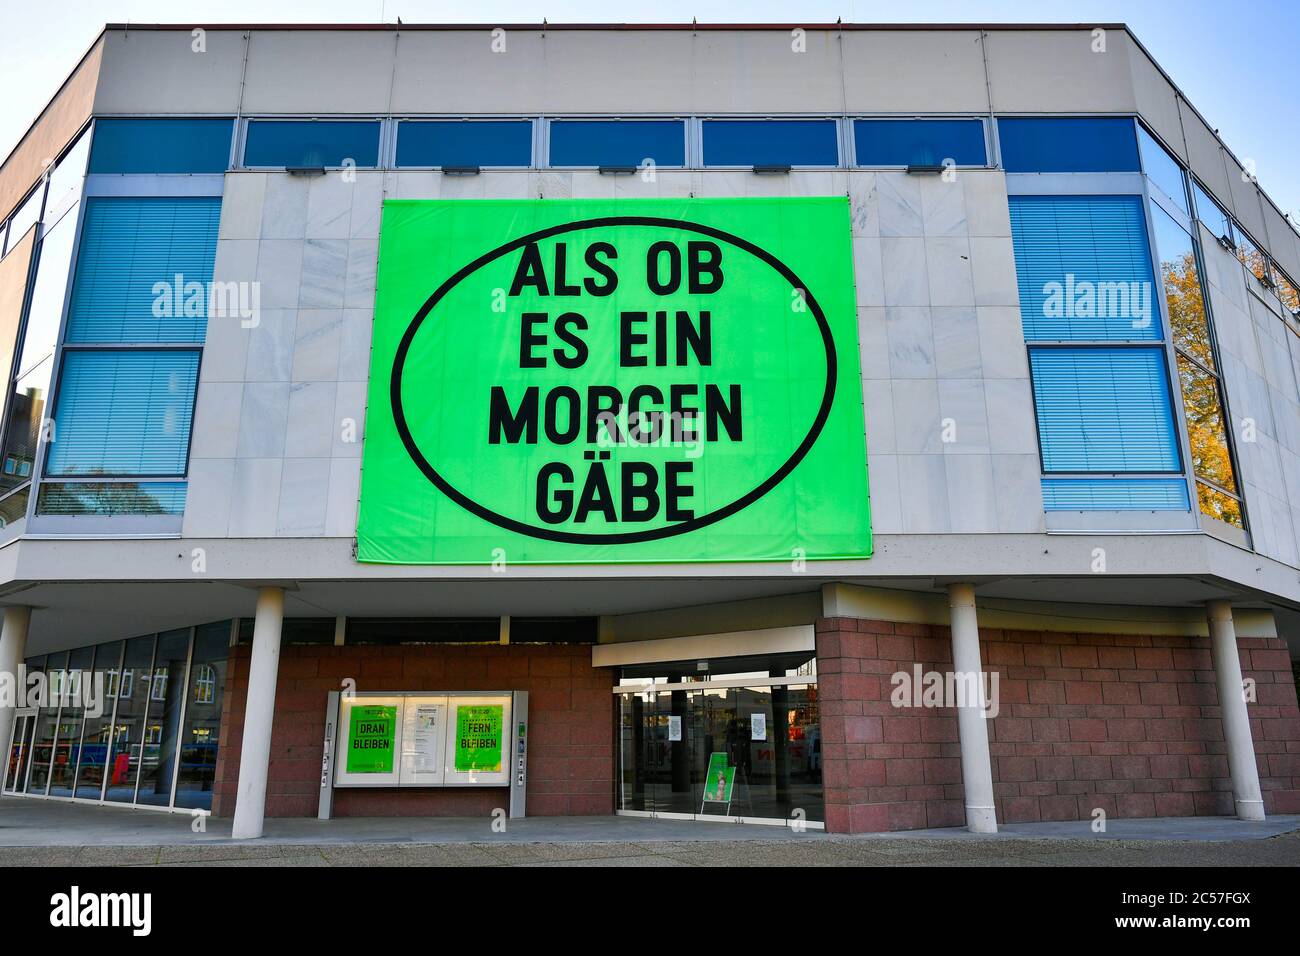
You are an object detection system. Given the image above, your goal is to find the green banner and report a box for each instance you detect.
[358,198,870,564]
[346,704,397,774]
[455,704,504,773]
[703,752,736,803]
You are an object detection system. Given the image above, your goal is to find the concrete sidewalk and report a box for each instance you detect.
[1,798,1298,866]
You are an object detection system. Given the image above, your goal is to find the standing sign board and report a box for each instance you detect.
[702,752,736,806]
[357,197,870,565]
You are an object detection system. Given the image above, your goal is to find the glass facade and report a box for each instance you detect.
[396,120,532,168]
[244,119,381,168]
[549,120,686,167]
[617,653,821,824]
[1150,203,1243,527]
[998,117,1141,173]
[702,119,838,167]
[11,624,234,810]
[88,118,233,174]
[39,190,220,516]
[1011,194,1189,510]
[854,118,986,167]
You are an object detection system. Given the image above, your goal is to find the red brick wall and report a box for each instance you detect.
[816,617,1300,833]
[212,643,613,818]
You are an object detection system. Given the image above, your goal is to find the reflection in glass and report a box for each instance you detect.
[1234,228,1270,287]
[36,481,187,516]
[619,677,822,824]
[4,185,44,255]
[15,202,76,380]
[1276,271,1299,315]
[43,128,90,230]
[1176,354,1239,493]
[6,655,43,791]
[173,623,227,810]
[105,635,154,803]
[26,651,66,794]
[1151,205,1215,369]
[1192,180,1232,242]
[48,646,94,796]
[136,629,190,806]
[1196,480,1244,529]
[1138,125,1189,214]
[74,641,122,799]
[0,360,49,495]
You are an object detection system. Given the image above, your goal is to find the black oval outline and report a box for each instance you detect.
[391,215,837,545]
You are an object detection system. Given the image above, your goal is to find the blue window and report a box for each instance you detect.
[1192,179,1232,242]
[36,481,187,516]
[1041,477,1190,511]
[47,350,200,477]
[854,119,986,167]
[244,120,380,168]
[1029,347,1181,474]
[65,197,222,344]
[89,119,233,174]
[396,120,532,168]
[1009,195,1160,341]
[702,120,838,167]
[1136,125,1188,214]
[998,118,1140,173]
[549,120,685,167]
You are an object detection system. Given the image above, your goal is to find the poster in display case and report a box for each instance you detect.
[332,691,519,789]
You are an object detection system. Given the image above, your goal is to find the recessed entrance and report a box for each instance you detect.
[615,651,823,827]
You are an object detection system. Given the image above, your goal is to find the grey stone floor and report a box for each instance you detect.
[2,797,1297,866]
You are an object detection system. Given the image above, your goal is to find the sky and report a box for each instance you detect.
[1,0,1297,218]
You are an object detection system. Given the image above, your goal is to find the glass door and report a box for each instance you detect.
[617,680,824,825]
[4,712,35,793]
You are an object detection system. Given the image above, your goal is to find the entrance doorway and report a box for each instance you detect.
[3,709,37,794]
[616,653,822,827]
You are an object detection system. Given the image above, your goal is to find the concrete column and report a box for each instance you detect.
[1206,600,1265,822]
[947,583,997,833]
[231,587,284,839]
[0,606,31,783]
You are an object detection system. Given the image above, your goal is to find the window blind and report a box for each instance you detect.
[64,197,221,345]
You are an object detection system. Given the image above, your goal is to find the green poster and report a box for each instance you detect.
[455,704,504,773]
[357,197,870,564]
[703,752,735,803]
[346,704,397,774]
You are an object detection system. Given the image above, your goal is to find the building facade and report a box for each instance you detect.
[0,23,1298,835]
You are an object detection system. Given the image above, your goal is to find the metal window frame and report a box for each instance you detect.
[96,640,126,802]
[992,111,1145,175]
[238,115,387,171]
[1144,145,1252,538]
[41,345,203,482]
[542,115,691,170]
[166,626,197,809]
[31,183,218,526]
[847,114,993,170]
[85,114,236,176]
[613,680,825,829]
[697,115,843,170]
[392,116,537,170]
[35,650,69,796]
[1012,180,1194,509]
